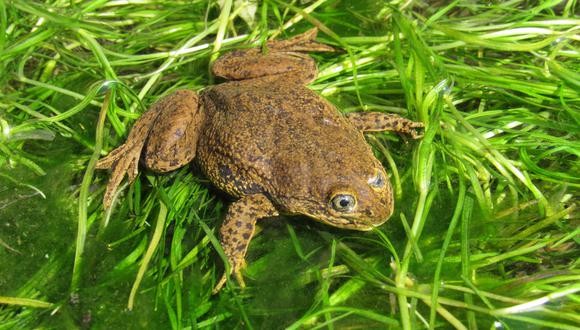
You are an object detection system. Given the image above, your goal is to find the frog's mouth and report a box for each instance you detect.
[307,214,382,231]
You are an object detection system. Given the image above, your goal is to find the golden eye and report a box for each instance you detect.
[330,194,356,213]
[369,171,386,189]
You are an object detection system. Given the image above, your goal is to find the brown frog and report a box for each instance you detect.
[96,28,423,292]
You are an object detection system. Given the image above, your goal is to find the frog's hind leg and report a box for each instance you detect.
[212,28,334,84]
[265,28,335,53]
[97,90,202,208]
[346,112,424,139]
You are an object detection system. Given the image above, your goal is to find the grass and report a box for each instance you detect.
[1,0,579,328]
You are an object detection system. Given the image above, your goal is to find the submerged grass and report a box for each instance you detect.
[1,0,578,329]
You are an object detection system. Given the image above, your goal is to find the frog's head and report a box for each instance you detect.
[293,167,394,231]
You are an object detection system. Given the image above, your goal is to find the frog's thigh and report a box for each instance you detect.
[97,90,201,208]
[216,194,278,291]
[346,112,424,138]
[212,53,317,83]
[143,90,204,172]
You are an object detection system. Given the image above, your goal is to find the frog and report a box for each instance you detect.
[96,28,423,292]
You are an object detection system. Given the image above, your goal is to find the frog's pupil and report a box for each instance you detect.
[330,194,356,212]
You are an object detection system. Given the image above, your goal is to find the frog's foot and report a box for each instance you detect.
[97,90,202,209]
[346,112,425,139]
[96,142,142,209]
[212,28,333,84]
[267,28,335,53]
[213,256,247,294]
[212,194,279,294]
[96,104,165,209]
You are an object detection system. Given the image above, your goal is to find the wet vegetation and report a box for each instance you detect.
[1,0,578,328]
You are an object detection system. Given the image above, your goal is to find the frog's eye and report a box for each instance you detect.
[330,194,357,213]
[369,171,386,190]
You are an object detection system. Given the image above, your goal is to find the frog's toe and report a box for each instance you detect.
[234,268,246,289]
[212,261,246,294]
[409,122,425,139]
[297,27,319,41]
[410,131,424,139]
[96,143,129,169]
[99,144,142,209]
[213,273,227,294]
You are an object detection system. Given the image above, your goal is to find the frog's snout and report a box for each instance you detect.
[365,181,394,228]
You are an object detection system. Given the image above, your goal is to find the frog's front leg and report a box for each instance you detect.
[213,194,279,293]
[97,90,203,208]
[346,112,424,139]
[212,28,334,84]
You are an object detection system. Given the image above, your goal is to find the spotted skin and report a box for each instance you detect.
[96,90,202,209]
[346,112,424,138]
[213,194,278,293]
[143,91,203,171]
[97,28,424,293]
[212,28,334,83]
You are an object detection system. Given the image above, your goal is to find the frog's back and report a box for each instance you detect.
[197,79,378,205]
